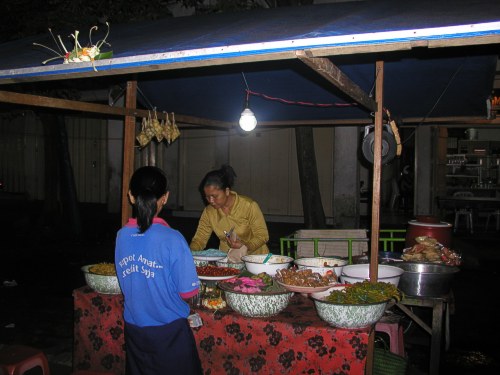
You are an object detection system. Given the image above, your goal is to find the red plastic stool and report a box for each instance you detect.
[375,315,405,357]
[0,345,50,375]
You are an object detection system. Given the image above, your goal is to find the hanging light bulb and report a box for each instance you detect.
[239,107,257,131]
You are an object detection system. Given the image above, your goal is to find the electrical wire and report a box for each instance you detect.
[401,58,466,146]
[246,89,358,108]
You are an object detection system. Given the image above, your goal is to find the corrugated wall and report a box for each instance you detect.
[2,111,337,217]
[0,113,108,203]
[65,116,108,203]
[0,111,44,199]
[178,127,335,219]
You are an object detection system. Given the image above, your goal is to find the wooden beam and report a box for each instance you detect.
[0,90,232,128]
[242,116,500,127]
[121,81,137,226]
[0,35,498,86]
[2,89,497,129]
[295,50,377,112]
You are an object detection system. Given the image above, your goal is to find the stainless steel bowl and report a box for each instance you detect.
[394,262,459,297]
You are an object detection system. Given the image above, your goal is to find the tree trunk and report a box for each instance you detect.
[295,126,326,229]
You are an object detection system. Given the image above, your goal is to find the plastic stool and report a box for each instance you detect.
[375,315,405,357]
[453,208,474,234]
[0,345,50,375]
[485,209,500,231]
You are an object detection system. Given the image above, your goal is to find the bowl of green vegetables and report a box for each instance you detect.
[310,281,401,329]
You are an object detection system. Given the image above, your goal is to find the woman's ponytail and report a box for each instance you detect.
[129,167,169,233]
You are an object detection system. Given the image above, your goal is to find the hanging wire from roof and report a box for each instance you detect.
[400,58,466,146]
[241,71,357,108]
[245,89,358,108]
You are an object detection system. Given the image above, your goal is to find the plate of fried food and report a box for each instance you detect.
[196,265,241,281]
[402,236,461,266]
[275,268,338,294]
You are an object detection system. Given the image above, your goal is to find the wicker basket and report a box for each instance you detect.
[373,347,407,375]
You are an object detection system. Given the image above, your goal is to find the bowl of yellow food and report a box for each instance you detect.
[81,263,121,295]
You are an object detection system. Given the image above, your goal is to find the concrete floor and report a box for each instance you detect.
[1,203,500,374]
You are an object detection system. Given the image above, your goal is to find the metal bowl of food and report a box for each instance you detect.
[218,281,293,318]
[311,285,389,329]
[81,263,121,295]
[294,257,348,278]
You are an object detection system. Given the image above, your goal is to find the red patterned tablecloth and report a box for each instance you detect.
[73,286,368,374]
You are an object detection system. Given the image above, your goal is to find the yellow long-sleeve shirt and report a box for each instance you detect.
[190,191,269,255]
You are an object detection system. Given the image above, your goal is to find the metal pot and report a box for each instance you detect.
[394,262,459,297]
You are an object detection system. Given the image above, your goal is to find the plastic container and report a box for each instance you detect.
[405,216,452,247]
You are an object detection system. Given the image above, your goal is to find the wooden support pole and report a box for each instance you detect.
[370,61,384,281]
[366,60,385,375]
[121,81,137,226]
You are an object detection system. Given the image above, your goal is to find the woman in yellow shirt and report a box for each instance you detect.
[190,165,269,262]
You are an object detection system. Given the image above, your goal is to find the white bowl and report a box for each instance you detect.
[340,264,404,287]
[311,295,388,329]
[81,265,121,295]
[241,254,294,277]
[294,257,348,278]
[216,258,246,271]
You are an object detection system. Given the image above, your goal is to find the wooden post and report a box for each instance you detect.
[370,60,384,280]
[366,60,385,375]
[121,81,137,226]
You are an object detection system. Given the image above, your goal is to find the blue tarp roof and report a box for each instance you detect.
[0,0,499,123]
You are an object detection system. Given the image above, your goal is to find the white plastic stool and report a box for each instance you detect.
[453,208,473,233]
[485,209,500,231]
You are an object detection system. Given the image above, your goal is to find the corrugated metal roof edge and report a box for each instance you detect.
[1,22,499,84]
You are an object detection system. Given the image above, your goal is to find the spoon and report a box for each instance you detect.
[263,253,273,264]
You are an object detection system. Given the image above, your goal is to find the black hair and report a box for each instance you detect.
[199,164,237,193]
[129,166,169,233]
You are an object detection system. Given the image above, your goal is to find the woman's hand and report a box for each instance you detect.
[226,231,243,249]
[227,245,248,263]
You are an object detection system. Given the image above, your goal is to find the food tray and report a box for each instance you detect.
[276,280,338,294]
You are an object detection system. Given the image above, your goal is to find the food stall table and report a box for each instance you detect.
[395,292,453,375]
[73,286,369,374]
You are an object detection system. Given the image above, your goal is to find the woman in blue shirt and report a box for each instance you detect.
[115,166,202,375]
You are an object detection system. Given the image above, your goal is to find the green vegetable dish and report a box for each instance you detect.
[326,281,402,304]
